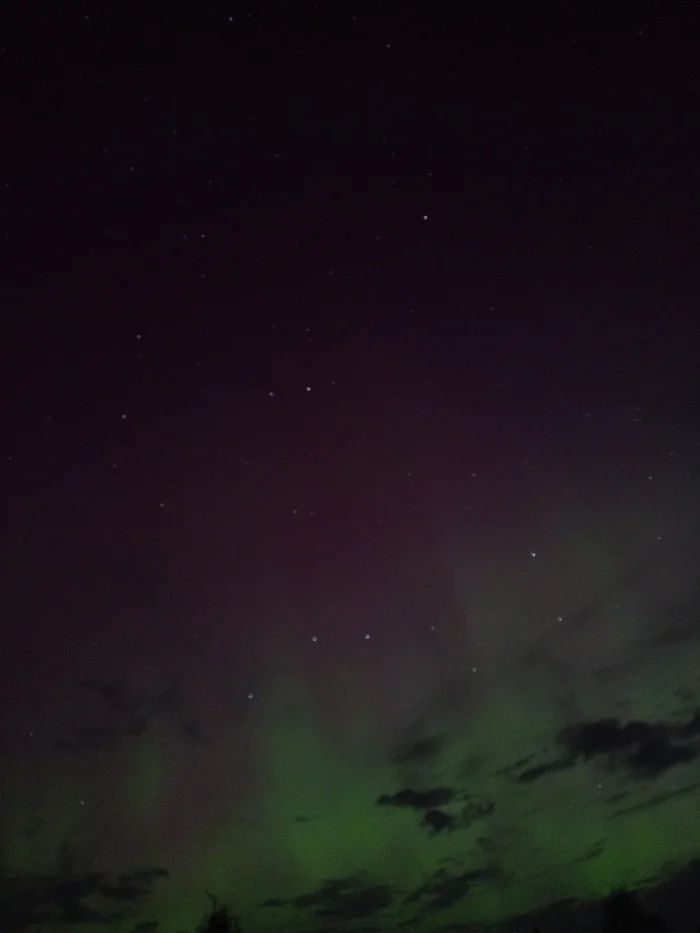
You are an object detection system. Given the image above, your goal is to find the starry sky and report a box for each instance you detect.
[2,5,700,933]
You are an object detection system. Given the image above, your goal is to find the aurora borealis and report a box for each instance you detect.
[2,5,700,933]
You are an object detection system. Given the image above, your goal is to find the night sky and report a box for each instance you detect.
[2,5,700,933]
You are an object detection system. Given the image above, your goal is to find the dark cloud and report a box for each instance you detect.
[612,779,700,817]
[263,875,394,923]
[561,718,698,779]
[560,719,658,757]
[391,735,445,765]
[493,754,534,779]
[516,716,699,784]
[57,900,110,923]
[100,868,170,903]
[376,787,456,811]
[376,786,495,836]
[54,679,203,753]
[102,883,152,902]
[627,736,697,777]
[377,787,491,835]
[0,868,168,931]
[406,866,501,913]
[566,840,607,866]
[582,840,606,862]
[51,874,105,902]
[422,809,456,835]
[516,757,576,783]
[457,797,495,827]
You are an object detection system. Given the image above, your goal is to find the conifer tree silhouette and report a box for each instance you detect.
[195,891,242,933]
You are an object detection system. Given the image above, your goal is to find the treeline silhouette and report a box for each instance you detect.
[194,886,672,933]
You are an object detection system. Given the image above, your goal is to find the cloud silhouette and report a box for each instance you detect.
[54,678,205,753]
[406,866,502,913]
[0,868,168,931]
[262,874,394,922]
[391,734,445,765]
[458,797,495,826]
[376,787,493,835]
[515,715,699,784]
[376,787,456,810]
[421,809,456,834]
